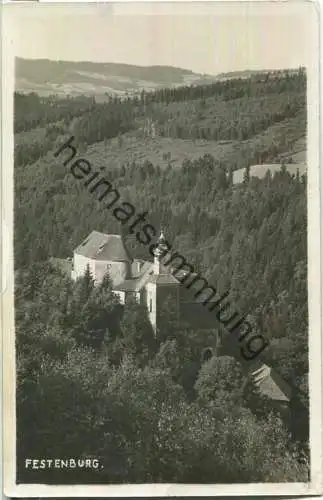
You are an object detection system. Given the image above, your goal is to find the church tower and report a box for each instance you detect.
[153,229,169,274]
[146,229,180,334]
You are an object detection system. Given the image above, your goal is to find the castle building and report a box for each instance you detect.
[71,229,179,332]
[70,229,296,418]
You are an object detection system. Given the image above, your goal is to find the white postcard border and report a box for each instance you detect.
[2,1,322,497]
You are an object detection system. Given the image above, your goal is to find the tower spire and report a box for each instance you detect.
[153,228,168,274]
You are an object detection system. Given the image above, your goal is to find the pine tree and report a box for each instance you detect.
[100,270,113,292]
[74,264,94,304]
[227,167,234,187]
[243,165,251,184]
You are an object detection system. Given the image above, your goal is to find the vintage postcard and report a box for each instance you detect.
[2,0,322,496]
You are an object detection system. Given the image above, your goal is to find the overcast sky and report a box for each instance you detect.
[8,1,317,75]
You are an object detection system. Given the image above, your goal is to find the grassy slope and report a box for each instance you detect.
[80,117,306,171]
[16,114,305,173]
[72,79,306,169]
[15,71,306,172]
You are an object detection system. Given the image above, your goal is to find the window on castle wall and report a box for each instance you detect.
[149,298,153,313]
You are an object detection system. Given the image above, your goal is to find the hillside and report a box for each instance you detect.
[216,68,302,81]
[14,70,307,270]
[14,69,307,265]
[15,69,309,483]
[16,58,302,98]
[71,119,306,172]
[15,58,217,97]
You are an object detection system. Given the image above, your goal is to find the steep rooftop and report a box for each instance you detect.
[74,230,132,262]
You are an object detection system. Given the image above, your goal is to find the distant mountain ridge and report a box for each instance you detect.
[216,68,303,81]
[16,58,303,98]
[15,58,217,97]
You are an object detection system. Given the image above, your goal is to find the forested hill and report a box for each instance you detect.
[15,68,306,163]
[16,58,301,98]
[15,69,306,269]
[16,57,216,97]
[15,70,308,482]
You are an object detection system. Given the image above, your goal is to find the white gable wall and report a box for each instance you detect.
[146,282,157,333]
[72,252,96,281]
[94,260,129,286]
[72,252,130,287]
[94,260,112,285]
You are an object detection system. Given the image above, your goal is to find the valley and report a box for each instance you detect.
[15,67,309,484]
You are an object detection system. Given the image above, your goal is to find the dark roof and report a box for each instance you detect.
[147,274,180,285]
[133,262,154,289]
[114,262,154,292]
[74,231,132,262]
[131,260,152,278]
[114,279,138,292]
[115,262,180,291]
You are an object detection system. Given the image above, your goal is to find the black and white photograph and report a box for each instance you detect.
[2,1,322,496]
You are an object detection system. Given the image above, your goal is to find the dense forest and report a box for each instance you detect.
[15,70,308,483]
[14,69,305,166]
